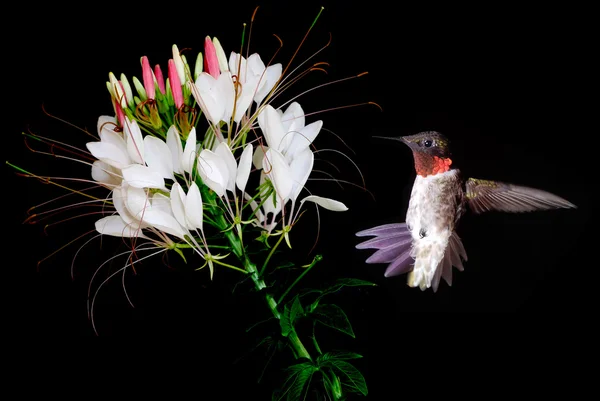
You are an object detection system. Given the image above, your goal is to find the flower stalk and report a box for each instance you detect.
[210,191,313,362]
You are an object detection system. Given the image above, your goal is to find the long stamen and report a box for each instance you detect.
[7,162,108,202]
[36,229,97,271]
[41,104,99,140]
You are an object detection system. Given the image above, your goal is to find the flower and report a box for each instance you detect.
[14,10,373,398]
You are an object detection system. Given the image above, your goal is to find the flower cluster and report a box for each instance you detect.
[90,37,348,278]
[15,13,373,398]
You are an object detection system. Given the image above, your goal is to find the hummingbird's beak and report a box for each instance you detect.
[372,135,407,144]
[372,135,410,147]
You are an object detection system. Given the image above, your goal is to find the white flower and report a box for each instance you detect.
[228,52,282,107]
[257,103,323,164]
[250,102,347,227]
[197,142,253,197]
[191,72,234,126]
[170,181,204,231]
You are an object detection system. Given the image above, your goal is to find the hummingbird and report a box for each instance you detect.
[355,131,576,292]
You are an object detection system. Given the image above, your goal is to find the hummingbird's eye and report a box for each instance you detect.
[423,139,433,148]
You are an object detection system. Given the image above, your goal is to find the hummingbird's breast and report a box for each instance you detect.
[406,169,464,240]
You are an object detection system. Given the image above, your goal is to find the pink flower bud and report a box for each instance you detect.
[203,36,220,79]
[154,64,166,95]
[168,59,183,109]
[141,56,155,100]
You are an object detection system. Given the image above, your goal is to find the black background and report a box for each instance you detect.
[8,0,594,398]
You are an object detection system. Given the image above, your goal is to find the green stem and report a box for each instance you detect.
[311,321,322,355]
[259,233,285,277]
[211,206,312,362]
[277,254,321,305]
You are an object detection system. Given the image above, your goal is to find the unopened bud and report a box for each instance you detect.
[194,52,203,81]
[212,37,229,73]
[132,76,147,101]
[172,44,187,85]
[120,73,134,108]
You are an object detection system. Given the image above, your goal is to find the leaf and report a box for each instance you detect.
[321,360,368,396]
[280,295,304,337]
[275,362,316,401]
[310,278,376,312]
[317,351,363,364]
[274,261,295,270]
[312,304,355,338]
[321,278,376,298]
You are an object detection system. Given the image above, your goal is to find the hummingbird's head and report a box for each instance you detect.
[375,131,453,177]
[401,131,453,177]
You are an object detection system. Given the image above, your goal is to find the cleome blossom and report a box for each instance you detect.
[83,37,349,278]
[14,12,374,397]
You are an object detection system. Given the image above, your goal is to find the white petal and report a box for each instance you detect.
[258,105,286,151]
[98,126,126,148]
[181,127,198,174]
[216,72,235,123]
[247,54,266,77]
[166,125,184,174]
[214,142,237,192]
[281,102,305,136]
[112,184,136,225]
[122,164,166,190]
[254,63,282,105]
[169,182,188,229]
[289,149,314,201]
[95,216,146,238]
[260,173,283,222]
[285,120,323,161]
[300,195,348,212]
[124,185,149,221]
[198,149,228,197]
[236,144,253,192]
[97,115,118,138]
[252,145,267,170]
[142,209,187,240]
[91,160,121,187]
[228,52,247,83]
[194,73,224,126]
[123,119,145,164]
[233,74,259,123]
[86,141,131,170]
[151,192,173,215]
[263,148,293,200]
[185,182,204,230]
[144,135,174,179]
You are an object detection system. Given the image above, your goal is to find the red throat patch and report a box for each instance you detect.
[414,154,452,177]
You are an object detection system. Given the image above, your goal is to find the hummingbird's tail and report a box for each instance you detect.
[356,224,468,292]
[355,223,414,278]
[430,231,468,292]
[408,231,468,291]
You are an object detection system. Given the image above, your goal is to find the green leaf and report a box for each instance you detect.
[275,362,317,401]
[317,351,363,364]
[274,261,295,270]
[322,360,368,396]
[280,296,304,337]
[322,278,376,297]
[310,278,376,312]
[312,304,355,338]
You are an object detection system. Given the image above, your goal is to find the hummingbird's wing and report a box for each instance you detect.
[465,178,576,214]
